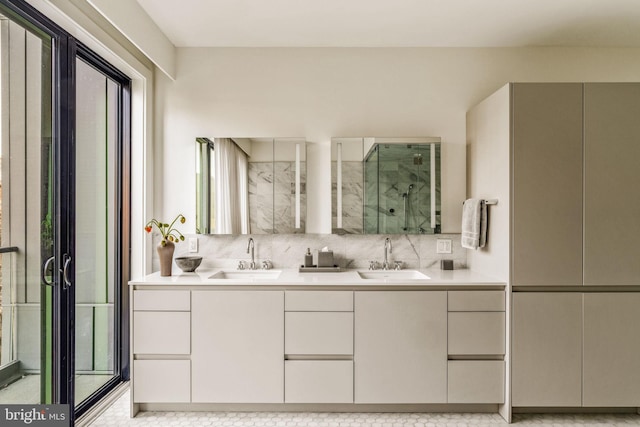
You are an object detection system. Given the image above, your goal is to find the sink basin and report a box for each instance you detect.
[357,270,430,280]
[209,270,282,280]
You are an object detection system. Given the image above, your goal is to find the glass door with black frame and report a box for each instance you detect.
[0,10,54,405]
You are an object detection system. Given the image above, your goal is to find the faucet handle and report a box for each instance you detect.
[369,260,378,270]
[261,260,272,270]
[394,260,403,270]
[237,261,245,270]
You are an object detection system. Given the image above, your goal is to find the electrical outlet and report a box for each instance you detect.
[188,237,198,253]
[436,239,452,254]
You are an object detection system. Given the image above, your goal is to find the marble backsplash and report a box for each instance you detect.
[157,233,467,272]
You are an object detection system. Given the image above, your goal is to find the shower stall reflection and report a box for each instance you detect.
[364,143,440,234]
[332,137,441,235]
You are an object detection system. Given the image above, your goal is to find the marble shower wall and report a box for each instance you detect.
[331,161,364,233]
[248,161,306,234]
[168,233,467,271]
[248,161,273,234]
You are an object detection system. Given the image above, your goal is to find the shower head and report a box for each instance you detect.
[403,184,414,198]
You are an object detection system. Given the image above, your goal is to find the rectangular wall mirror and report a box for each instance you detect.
[332,137,441,234]
[196,137,306,234]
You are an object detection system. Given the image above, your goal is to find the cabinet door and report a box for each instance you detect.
[354,291,447,403]
[191,291,284,403]
[448,361,504,404]
[584,83,640,286]
[512,293,582,407]
[512,83,583,286]
[285,312,353,355]
[133,311,190,354]
[448,312,505,355]
[133,360,191,403]
[285,361,353,403]
[583,293,640,406]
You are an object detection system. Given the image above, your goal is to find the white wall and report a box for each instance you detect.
[155,47,640,234]
[466,85,511,281]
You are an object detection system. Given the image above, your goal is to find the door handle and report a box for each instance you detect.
[42,256,55,286]
[61,255,72,288]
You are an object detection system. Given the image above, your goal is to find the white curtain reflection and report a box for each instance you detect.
[214,138,250,234]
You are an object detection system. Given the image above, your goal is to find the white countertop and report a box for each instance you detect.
[129,268,504,288]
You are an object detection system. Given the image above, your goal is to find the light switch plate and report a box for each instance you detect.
[436,239,452,254]
[188,237,198,253]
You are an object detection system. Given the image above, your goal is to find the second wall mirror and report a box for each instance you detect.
[332,137,441,234]
[196,137,306,234]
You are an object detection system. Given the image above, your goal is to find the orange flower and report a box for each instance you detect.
[144,214,186,244]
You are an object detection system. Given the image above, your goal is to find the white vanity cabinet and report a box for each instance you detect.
[130,281,506,415]
[131,290,191,403]
[354,291,447,403]
[191,291,284,403]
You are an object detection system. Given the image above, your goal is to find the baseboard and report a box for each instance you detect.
[138,402,499,413]
[513,406,637,414]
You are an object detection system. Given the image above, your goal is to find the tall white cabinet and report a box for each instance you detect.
[511,83,583,287]
[469,82,640,412]
[583,84,640,286]
[510,82,640,287]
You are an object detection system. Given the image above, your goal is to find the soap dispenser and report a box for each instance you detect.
[304,248,313,267]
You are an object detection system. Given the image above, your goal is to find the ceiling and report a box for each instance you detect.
[136,0,640,48]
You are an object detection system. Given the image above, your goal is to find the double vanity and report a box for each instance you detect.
[129,269,506,416]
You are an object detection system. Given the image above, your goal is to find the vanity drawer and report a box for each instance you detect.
[133,311,191,354]
[448,360,504,403]
[448,291,504,312]
[448,312,505,355]
[133,360,190,402]
[285,291,353,312]
[285,312,353,355]
[285,360,353,403]
[134,290,190,311]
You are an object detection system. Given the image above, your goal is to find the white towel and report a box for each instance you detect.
[461,198,487,250]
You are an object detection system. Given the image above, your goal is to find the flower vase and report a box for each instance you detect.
[157,241,175,276]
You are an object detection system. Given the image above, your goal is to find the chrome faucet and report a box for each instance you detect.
[382,237,392,270]
[247,237,256,270]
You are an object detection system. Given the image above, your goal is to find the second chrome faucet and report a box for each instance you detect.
[246,237,256,270]
[369,237,402,270]
[382,237,392,270]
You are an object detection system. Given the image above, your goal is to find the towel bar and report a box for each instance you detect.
[462,199,498,205]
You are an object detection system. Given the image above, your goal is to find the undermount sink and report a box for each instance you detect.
[209,270,282,280]
[357,270,430,280]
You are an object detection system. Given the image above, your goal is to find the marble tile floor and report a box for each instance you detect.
[89,389,640,427]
